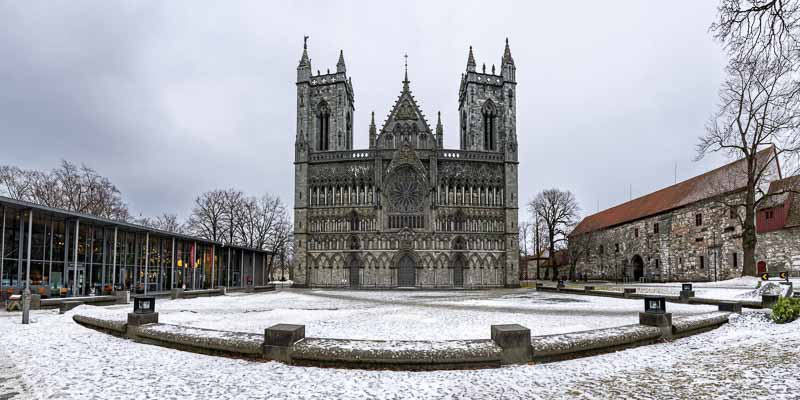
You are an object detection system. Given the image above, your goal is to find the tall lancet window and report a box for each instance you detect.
[482,99,497,151]
[317,100,331,151]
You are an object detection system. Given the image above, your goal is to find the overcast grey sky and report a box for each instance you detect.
[0,1,730,221]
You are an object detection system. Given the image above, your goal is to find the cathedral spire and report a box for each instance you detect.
[403,53,410,92]
[467,46,476,72]
[336,49,346,73]
[502,37,514,66]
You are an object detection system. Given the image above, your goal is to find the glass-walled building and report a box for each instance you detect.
[0,196,273,299]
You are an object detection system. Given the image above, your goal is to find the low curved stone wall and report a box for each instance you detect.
[292,338,502,369]
[531,324,662,362]
[73,314,127,336]
[71,310,733,370]
[672,311,731,338]
[136,324,264,356]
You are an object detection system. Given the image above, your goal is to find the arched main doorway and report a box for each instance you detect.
[452,255,465,287]
[398,255,416,287]
[349,258,360,287]
[631,255,644,281]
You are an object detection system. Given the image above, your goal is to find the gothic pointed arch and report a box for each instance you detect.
[317,99,331,151]
[482,99,498,151]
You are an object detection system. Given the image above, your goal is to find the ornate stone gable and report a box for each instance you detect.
[376,79,434,150]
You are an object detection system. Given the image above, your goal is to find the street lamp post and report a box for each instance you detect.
[22,210,33,324]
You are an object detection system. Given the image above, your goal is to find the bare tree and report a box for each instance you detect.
[518,221,532,280]
[0,160,130,220]
[529,189,580,281]
[567,230,593,281]
[186,190,227,242]
[152,213,183,233]
[699,0,800,276]
[711,0,800,62]
[221,189,245,245]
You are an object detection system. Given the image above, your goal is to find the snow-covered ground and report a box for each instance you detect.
[1,290,798,399]
[583,276,795,300]
[75,289,714,340]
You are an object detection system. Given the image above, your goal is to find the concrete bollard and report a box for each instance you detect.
[679,283,695,302]
[584,286,595,293]
[114,290,130,305]
[21,288,31,324]
[762,294,779,309]
[220,286,227,295]
[263,324,305,362]
[170,288,184,300]
[30,294,41,310]
[490,324,532,364]
[718,302,742,314]
[624,288,636,298]
[245,285,255,293]
[535,282,543,291]
[639,297,672,339]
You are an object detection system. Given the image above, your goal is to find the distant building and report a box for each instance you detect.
[569,147,798,282]
[292,39,520,288]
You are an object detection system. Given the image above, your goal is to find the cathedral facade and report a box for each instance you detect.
[292,39,520,288]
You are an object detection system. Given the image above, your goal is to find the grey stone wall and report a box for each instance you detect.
[755,226,800,273]
[574,194,747,282]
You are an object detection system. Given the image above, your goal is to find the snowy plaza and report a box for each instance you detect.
[2,286,799,399]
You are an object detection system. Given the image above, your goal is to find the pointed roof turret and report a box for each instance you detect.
[502,37,514,66]
[298,35,311,68]
[336,49,346,73]
[467,46,476,72]
[436,111,443,136]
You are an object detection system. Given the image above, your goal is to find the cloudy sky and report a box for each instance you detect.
[0,1,731,221]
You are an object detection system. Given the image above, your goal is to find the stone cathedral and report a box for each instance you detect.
[292,38,520,288]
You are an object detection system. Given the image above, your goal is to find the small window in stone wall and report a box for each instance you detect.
[733,252,738,268]
[730,207,737,219]
[695,213,703,226]
[615,243,619,253]
[699,255,705,269]
[599,245,604,255]
[634,228,639,238]
[653,223,659,234]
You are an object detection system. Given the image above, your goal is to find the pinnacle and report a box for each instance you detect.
[337,49,346,73]
[503,37,514,65]
[467,46,476,71]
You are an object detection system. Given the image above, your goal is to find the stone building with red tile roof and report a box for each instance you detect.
[568,147,796,282]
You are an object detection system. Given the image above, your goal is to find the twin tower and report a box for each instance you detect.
[292,38,520,289]
[294,38,518,155]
